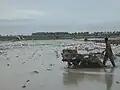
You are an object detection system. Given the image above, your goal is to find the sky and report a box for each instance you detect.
[0,0,120,35]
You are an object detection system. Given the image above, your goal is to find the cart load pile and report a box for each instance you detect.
[61,49,104,68]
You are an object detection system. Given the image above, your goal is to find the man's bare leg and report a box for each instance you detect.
[109,56,116,67]
[103,55,108,66]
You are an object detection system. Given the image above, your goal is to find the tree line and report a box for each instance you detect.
[32,31,120,36]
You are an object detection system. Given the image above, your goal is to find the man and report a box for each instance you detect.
[102,37,116,67]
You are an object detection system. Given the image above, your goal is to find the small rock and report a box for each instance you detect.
[26,80,30,82]
[49,64,55,66]
[7,63,10,66]
[116,81,120,84]
[16,56,19,57]
[49,64,53,66]
[33,71,39,74]
[22,85,26,88]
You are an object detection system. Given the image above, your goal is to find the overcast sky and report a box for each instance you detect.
[0,0,120,35]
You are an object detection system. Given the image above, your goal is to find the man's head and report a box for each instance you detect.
[105,37,108,42]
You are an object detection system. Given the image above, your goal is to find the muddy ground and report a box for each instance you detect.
[0,40,120,90]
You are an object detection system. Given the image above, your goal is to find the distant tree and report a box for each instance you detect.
[85,32,89,34]
[74,32,77,35]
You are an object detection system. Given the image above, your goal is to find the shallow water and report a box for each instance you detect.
[0,40,120,90]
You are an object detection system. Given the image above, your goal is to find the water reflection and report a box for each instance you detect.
[63,68,115,90]
[63,69,83,85]
[104,68,115,90]
[63,69,103,85]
